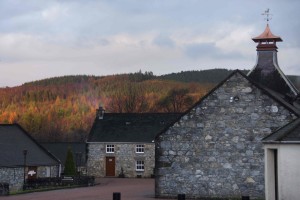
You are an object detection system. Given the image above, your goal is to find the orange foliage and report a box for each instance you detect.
[0,75,213,142]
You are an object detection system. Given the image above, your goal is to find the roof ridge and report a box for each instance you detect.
[155,69,299,141]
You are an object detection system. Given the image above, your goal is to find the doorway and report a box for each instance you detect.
[106,157,115,176]
[266,148,279,200]
[274,149,278,200]
[27,166,37,180]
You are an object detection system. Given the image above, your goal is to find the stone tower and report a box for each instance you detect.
[248,24,299,99]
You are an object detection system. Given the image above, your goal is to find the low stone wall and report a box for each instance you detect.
[0,165,60,192]
[0,167,23,191]
[87,143,155,178]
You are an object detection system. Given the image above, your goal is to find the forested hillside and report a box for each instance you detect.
[0,69,299,142]
[161,69,300,89]
[0,71,212,142]
[159,69,250,83]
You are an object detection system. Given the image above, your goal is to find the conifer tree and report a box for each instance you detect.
[64,147,76,176]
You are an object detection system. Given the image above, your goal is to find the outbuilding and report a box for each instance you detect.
[263,118,300,200]
[0,124,61,191]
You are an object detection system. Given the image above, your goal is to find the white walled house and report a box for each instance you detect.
[263,118,300,200]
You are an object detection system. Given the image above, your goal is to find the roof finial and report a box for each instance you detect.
[262,8,272,24]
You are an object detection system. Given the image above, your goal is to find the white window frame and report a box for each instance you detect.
[106,144,115,153]
[136,144,144,153]
[136,160,145,171]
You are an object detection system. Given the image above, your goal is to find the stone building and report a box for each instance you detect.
[87,108,181,178]
[155,24,300,199]
[0,124,61,191]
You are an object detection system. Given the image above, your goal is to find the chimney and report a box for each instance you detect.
[96,106,105,119]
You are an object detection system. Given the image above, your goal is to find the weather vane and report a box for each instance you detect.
[262,8,272,23]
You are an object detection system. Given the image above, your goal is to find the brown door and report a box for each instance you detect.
[106,157,115,176]
[27,166,37,180]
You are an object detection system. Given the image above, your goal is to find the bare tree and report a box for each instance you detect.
[157,88,193,112]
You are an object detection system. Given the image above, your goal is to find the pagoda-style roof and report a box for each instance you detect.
[248,50,299,97]
[252,24,282,43]
[248,23,299,98]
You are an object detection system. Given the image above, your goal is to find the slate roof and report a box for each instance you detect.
[41,143,86,166]
[0,124,61,167]
[262,118,300,143]
[87,113,182,143]
[155,70,300,140]
[248,52,299,97]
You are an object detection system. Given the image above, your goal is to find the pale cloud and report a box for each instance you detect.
[215,24,255,57]
[152,35,175,48]
[41,4,69,21]
[0,0,300,87]
[279,47,300,75]
[184,42,218,59]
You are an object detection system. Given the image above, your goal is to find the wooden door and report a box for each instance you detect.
[106,157,115,176]
[27,166,37,180]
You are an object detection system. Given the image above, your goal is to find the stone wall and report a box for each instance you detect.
[0,167,23,191]
[87,143,155,177]
[155,72,297,199]
[0,165,60,192]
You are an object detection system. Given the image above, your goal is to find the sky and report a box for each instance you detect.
[0,0,299,87]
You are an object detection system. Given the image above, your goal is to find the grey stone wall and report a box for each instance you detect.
[0,165,60,192]
[87,143,155,177]
[155,72,297,199]
[0,167,23,192]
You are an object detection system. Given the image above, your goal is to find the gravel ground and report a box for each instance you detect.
[1,178,172,200]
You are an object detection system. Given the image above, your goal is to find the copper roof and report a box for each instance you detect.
[252,24,282,42]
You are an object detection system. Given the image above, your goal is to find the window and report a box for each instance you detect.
[106,144,114,153]
[136,160,144,171]
[46,167,50,177]
[136,144,144,153]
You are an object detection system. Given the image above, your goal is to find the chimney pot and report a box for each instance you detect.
[97,106,105,119]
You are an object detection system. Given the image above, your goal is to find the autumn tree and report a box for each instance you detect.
[157,88,194,112]
[107,82,148,113]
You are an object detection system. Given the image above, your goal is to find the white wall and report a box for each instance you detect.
[265,144,300,200]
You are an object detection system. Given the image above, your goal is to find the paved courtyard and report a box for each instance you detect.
[2,178,170,200]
